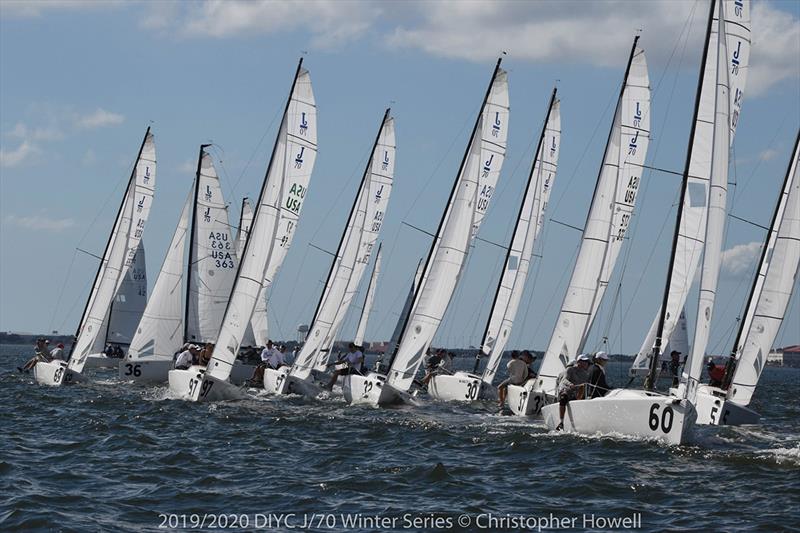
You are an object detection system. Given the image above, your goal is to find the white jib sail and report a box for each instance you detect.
[185,148,238,345]
[685,0,749,399]
[69,128,156,372]
[291,112,395,380]
[386,63,509,392]
[106,240,147,346]
[481,94,561,385]
[729,131,800,405]
[634,0,750,377]
[354,243,383,348]
[236,198,258,347]
[128,191,191,361]
[537,41,651,394]
[207,63,317,382]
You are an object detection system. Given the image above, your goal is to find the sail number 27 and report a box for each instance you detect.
[648,403,674,433]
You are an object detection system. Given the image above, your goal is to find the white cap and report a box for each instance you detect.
[577,354,591,362]
[595,351,609,360]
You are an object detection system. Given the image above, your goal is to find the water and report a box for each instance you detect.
[2,343,798,532]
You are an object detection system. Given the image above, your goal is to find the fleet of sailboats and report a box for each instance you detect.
[27,0,799,445]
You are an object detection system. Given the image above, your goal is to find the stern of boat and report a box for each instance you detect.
[427,372,483,402]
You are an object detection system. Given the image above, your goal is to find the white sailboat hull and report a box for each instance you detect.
[32,360,84,386]
[343,372,405,406]
[693,384,760,426]
[168,366,247,402]
[506,383,550,416]
[541,388,696,445]
[427,372,485,402]
[84,353,119,369]
[263,367,291,394]
[118,358,173,384]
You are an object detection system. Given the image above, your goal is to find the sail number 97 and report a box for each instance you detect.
[648,403,674,433]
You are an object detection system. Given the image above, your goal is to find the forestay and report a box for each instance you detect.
[728,131,800,405]
[481,91,561,385]
[291,111,395,380]
[206,62,317,382]
[236,198,258,348]
[537,40,651,394]
[386,61,509,392]
[185,148,238,345]
[68,128,156,372]
[128,192,191,360]
[354,243,383,347]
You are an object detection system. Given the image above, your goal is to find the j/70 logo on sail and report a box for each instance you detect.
[731,42,742,75]
[295,146,305,168]
[491,112,501,137]
[628,131,639,156]
[299,112,308,135]
[482,154,494,178]
[633,102,642,128]
[143,166,151,184]
[381,150,390,171]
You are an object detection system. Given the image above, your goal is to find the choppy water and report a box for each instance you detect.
[2,343,799,532]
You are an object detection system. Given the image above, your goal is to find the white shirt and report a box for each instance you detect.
[175,350,193,368]
[262,347,284,368]
[346,350,364,368]
[50,347,64,360]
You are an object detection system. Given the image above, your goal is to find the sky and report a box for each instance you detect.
[1,0,798,356]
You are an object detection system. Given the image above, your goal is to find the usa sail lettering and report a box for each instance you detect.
[633,102,642,128]
[285,183,306,213]
[623,175,640,204]
[209,232,234,268]
[491,111,501,137]
[371,210,384,233]
[477,183,494,212]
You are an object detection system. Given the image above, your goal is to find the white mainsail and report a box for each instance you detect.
[634,0,750,381]
[291,111,395,380]
[537,40,651,394]
[481,91,561,385]
[206,61,317,382]
[684,0,747,398]
[354,243,383,347]
[386,60,509,392]
[728,131,800,405]
[127,192,191,360]
[68,128,156,372]
[106,240,147,346]
[184,148,238,345]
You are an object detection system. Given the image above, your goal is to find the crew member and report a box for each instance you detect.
[586,351,611,399]
[555,354,591,430]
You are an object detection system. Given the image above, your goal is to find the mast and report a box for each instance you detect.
[385,58,503,373]
[476,87,557,372]
[722,130,800,389]
[306,108,391,335]
[647,0,716,389]
[68,126,150,359]
[183,144,208,344]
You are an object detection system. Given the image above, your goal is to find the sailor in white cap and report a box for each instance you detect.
[174,344,200,370]
[555,353,591,430]
[587,351,611,399]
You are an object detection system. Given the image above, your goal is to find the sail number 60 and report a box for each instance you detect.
[648,403,674,433]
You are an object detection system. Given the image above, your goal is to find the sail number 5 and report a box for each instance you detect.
[648,403,674,433]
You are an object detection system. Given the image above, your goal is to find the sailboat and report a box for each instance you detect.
[343,58,509,406]
[263,109,395,397]
[512,36,651,416]
[694,129,799,425]
[84,240,148,369]
[427,88,560,402]
[168,59,318,402]
[119,145,242,384]
[542,0,751,445]
[34,127,156,386]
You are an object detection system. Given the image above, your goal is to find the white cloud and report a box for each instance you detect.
[0,0,119,18]
[748,2,800,96]
[759,147,779,161]
[178,159,196,174]
[4,214,75,232]
[179,0,380,47]
[8,122,64,142]
[75,108,125,129]
[721,241,762,277]
[0,140,40,167]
